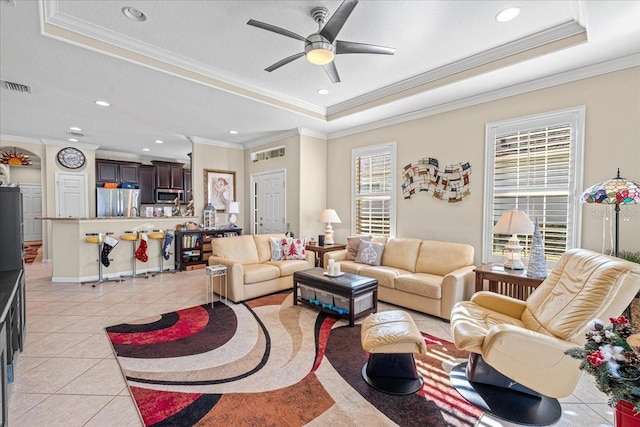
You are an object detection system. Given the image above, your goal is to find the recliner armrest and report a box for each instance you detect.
[325,249,347,264]
[471,291,527,319]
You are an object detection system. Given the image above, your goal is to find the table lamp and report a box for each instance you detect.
[493,210,534,270]
[228,201,240,228]
[318,208,341,245]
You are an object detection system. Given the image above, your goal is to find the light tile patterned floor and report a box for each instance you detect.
[9,260,614,426]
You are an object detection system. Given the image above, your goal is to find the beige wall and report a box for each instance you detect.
[326,67,640,264]
[299,135,327,240]
[192,141,245,227]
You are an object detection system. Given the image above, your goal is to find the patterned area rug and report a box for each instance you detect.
[24,241,42,264]
[106,292,482,426]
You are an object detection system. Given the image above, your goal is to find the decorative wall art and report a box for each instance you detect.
[402,157,471,203]
[1,148,32,166]
[204,169,235,211]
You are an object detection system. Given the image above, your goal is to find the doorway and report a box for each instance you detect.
[55,172,89,217]
[20,184,42,242]
[251,170,286,234]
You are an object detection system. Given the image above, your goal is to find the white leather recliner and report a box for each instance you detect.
[450,248,640,425]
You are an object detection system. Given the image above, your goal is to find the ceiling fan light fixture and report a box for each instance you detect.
[305,35,335,65]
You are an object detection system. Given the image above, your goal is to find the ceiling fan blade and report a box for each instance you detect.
[335,40,396,55]
[319,0,358,43]
[322,61,341,83]
[265,52,305,72]
[247,19,307,42]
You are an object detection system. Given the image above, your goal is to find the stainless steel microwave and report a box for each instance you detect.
[155,188,183,202]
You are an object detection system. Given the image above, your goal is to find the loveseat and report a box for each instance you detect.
[208,234,315,302]
[325,237,475,320]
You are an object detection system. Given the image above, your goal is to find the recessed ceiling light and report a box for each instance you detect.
[496,7,521,22]
[69,126,82,132]
[317,89,329,95]
[142,148,151,152]
[68,138,78,142]
[95,100,110,107]
[228,130,238,135]
[122,6,146,22]
[154,139,164,144]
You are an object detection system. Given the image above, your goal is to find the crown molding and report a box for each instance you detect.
[298,127,327,140]
[329,54,640,140]
[40,0,326,118]
[0,134,43,144]
[190,136,244,150]
[243,129,303,149]
[327,20,586,116]
[41,139,100,150]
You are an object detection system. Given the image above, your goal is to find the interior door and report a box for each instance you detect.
[55,172,88,217]
[20,184,42,242]
[253,170,286,234]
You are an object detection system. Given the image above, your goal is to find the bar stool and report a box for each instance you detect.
[120,231,150,281]
[81,232,122,287]
[149,230,176,276]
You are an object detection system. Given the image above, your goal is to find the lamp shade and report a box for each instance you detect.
[318,209,341,223]
[494,210,534,235]
[580,169,640,205]
[227,201,240,214]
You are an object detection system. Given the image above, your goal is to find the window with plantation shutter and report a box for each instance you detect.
[352,143,396,237]
[483,107,585,266]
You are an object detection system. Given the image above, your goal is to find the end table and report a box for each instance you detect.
[305,243,346,268]
[474,263,545,301]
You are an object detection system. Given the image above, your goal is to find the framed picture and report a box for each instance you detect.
[204,169,236,211]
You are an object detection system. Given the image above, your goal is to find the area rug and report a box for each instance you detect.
[106,292,482,426]
[23,241,42,264]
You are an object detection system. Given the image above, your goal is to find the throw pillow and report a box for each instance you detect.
[355,241,385,266]
[281,238,307,260]
[346,235,372,261]
[270,237,283,261]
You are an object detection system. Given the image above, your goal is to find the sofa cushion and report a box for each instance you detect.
[265,259,311,276]
[395,273,443,299]
[253,234,286,263]
[380,238,422,272]
[338,260,367,275]
[346,235,371,261]
[415,241,474,276]
[211,235,259,265]
[358,266,410,289]
[243,264,280,284]
[355,241,385,266]
[281,238,307,260]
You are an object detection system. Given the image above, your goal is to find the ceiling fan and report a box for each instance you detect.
[247,0,395,83]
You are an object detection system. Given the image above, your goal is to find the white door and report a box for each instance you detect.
[56,172,88,217]
[252,170,286,234]
[21,184,43,242]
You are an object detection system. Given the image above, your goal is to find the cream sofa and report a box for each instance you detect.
[325,237,475,320]
[208,234,315,302]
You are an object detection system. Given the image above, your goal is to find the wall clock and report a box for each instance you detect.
[57,147,86,169]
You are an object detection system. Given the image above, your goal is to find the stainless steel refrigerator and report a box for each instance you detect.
[96,188,141,217]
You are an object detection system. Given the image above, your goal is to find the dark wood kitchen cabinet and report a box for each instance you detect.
[139,165,155,204]
[182,169,191,203]
[96,160,140,185]
[153,161,184,190]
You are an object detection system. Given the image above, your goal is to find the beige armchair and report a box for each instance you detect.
[450,249,640,425]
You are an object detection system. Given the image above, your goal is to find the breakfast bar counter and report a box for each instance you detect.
[39,216,197,283]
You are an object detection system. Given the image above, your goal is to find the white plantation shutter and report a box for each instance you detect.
[484,108,585,265]
[353,144,396,237]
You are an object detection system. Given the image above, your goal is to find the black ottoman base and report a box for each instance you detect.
[361,353,423,395]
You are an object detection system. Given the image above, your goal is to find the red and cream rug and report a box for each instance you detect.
[106,292,481,426]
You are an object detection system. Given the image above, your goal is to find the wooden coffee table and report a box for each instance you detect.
[293,267,378,326]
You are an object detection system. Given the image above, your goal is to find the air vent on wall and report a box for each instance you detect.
[67,131,84,138]
[1,80,31,93]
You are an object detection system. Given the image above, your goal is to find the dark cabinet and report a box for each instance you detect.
[153,161,184,190]
[0,188,23,272]
[96,160,140,185]
[182,169,191,203]
[96,160,119,184]
[120,163,140,184]
[139,165,155,204]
